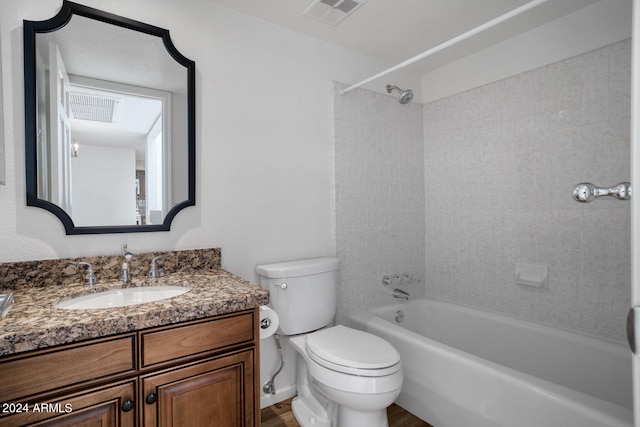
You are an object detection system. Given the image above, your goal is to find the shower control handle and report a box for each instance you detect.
[571,182,631,203]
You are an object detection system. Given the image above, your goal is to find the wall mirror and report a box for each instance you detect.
[24,1,195,234]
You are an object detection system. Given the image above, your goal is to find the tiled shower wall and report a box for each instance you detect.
[424,39,631,342]
[332,83,426,326]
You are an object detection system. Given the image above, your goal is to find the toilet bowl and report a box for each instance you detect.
[290,325,403,427]
[256,258,403,426]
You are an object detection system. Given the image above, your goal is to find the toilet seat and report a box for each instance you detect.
[305,325,401,377]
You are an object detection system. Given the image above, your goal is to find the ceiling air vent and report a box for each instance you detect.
[69,92,121,123]
[303,0,367,26]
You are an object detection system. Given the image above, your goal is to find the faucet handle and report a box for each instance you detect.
[149,254,168,278]
[122,244,134,261]
[70,261,97,286]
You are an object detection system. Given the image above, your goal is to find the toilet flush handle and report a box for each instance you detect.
[279,282,288,290]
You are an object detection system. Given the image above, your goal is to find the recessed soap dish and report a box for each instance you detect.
[0,293,14,320]
[515,263,548,288]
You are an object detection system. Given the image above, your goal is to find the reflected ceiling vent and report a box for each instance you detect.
[69,92,122,123]
[303,0,367,26]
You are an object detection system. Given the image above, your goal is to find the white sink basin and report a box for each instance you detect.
[55,286,190,309]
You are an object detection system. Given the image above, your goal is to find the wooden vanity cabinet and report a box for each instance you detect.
[0,308,259,427]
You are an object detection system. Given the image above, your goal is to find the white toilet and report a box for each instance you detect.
[256,257,403,427]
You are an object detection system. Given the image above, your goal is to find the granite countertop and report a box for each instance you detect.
[0,269,269,356]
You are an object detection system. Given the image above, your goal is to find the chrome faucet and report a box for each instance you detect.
[70,261,97,286]
[121,245,133,284]
[391,288,410,300]
[121,263,131,284]
[148,254,168,278]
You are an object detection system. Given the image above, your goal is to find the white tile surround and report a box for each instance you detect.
[333,83,426,325]
[334,39,631,343]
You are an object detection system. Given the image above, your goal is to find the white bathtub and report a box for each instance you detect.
[350,298,633,427]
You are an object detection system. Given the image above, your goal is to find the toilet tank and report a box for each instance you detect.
[256,257,340,335]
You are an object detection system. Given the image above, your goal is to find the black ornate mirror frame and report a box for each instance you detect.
[24,1,195,234]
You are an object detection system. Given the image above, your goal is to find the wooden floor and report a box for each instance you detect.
[261,398,433,427]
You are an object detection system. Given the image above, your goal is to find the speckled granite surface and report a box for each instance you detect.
[0,248,222,290]
[0,249,269,356]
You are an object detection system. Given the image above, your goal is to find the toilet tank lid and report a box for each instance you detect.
[256,257,340,278]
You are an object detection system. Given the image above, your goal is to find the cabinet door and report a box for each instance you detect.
[0,380,136,427]
[141,350,255,427]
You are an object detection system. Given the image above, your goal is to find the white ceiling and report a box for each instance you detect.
[205,0,601,74]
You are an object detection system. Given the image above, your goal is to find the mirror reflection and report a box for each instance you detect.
[24,1,195,234]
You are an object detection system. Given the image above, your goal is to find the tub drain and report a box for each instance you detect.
[395,310,405,323]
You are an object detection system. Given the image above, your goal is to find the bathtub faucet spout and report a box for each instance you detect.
[391,288,410,300]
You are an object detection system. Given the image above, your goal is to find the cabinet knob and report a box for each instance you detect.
[145,393,157,405]
[121,400,134,412]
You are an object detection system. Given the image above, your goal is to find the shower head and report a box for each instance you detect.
[386,84,414,104]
